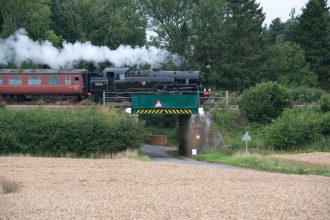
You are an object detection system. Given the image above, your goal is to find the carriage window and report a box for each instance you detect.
[0,76,2,85]
[74,77,79,85]
[65,76,71,85]
[9,76,22,85]
[48,76,61,85]
[28,76,41,85]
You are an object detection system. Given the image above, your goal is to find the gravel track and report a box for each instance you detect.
[0,156,329,219]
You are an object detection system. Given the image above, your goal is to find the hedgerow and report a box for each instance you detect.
[261,109,329,151]
[0,109,146,157]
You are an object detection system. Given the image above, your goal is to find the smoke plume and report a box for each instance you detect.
[0,29,177,68]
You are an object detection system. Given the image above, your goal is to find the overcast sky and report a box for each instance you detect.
[257,0,330,26]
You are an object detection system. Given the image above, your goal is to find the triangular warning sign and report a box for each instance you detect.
[155,100,163,108]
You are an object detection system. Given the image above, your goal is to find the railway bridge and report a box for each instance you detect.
[124,93,222,157]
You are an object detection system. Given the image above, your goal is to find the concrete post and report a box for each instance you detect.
[103,91,106,107]
[131,114,139,124]
[225,90,229,109]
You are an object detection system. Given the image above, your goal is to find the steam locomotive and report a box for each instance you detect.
[0,67,207,102]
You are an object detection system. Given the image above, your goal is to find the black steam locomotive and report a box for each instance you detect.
[90,67,206,101]
[0,67,207,102]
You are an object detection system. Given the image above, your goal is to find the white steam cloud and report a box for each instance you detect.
[0,29,178,68]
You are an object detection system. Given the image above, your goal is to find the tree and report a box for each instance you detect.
[295,0,330,90]
[50,0,147,48]
[282,8,300,42]
[212,0,266,91]
[90,0,147,48]
[139,0,195,64]
[0,0,59,43]
[264,18,285,45]
[263,42,318,87]
[49,0,86,43]
[190,0,226,79]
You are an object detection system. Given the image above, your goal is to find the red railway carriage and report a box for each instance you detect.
[0,69,89,99]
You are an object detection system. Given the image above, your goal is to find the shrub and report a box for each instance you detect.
[320,112,330,136]
[262,109,323,150]
[289,87,326,103]
[0,101,6,108]
[213,110,240,132]
[139,114,178,128]
[239,82,291,124]
[0,122,21,154]
[320,93,330,112]
[0,109,146,156]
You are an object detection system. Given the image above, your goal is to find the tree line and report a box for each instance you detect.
[0,0,329,91]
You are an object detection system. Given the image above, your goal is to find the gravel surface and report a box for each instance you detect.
[270,152,330,168]
[1,156,329,219]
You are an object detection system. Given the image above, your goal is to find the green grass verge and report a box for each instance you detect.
[195,150,330,176]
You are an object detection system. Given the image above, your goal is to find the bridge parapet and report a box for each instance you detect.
[131,93,201,115]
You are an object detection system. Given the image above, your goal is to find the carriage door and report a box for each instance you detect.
[107,72,115,91]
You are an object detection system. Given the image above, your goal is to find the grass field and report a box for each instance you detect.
[195,151,330,176]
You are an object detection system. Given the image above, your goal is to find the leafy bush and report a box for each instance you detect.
[289,87,326,103]
[320,112,330,136]
[139,114,178,128]
[320,93,330,112]
[213,110,241,132]
[0,100,6,108]
[0,109,146,156]
[262,109,325,150]
[239,82,291,124]
[0,123,20,154]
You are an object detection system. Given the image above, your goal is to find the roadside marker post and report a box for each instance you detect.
[242,132,252,156]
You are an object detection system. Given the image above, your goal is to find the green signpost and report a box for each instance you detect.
[131,94,199,114]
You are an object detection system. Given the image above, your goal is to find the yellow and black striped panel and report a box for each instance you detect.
[136,109,192,114]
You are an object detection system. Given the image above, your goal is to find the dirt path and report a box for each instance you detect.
[1,156,329,219]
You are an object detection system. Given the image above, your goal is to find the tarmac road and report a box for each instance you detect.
[140,144,245,170]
